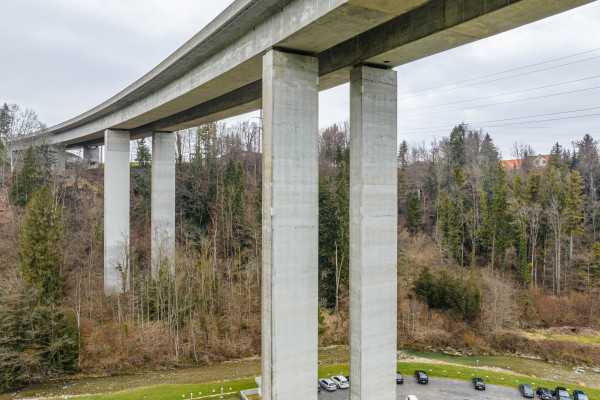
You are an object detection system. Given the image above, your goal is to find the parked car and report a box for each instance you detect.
[397,371,404,384]
[520,384,535,398]
[319,378,337,391]
[332,375,349,389]
[573,390,588,400]
[406,396,419,400]
[414,370,429,384]
[555,386,572,400]
[537,387,552,400]
[472,377,486,390]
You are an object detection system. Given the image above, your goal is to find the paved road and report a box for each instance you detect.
[318,377,527,399]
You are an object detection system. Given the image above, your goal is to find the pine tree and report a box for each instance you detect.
[19,185,65,304]
[10,146,41,206]
[135,138,151,167]
[487,162,511,277]
[406,193,423,233]
[398,140,408,170]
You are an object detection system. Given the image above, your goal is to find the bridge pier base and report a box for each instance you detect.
[104,129,130,295]
[261,49,319,400]
[349,65,398,400]
[151,131,176,279]
[83,146,100,169]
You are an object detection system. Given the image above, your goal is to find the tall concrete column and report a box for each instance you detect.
[104,129,130,295]
[151,131,175,279]
[51,144,66,172]
[261,49,319,400]
[83,146,100,169]
[349,65,398,400]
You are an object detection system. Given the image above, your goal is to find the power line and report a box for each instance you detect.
[399,75,600,111]
[398,54,600,99]
[402,86,600,117]
[399,106,600,132]
[399,47,600,97]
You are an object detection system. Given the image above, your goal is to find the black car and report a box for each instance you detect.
[554,387,571,400]
[396,371,404,384]
[573,390,588,400]
[472,377,485,390]
[537,387,552,400]
[414,370,429,384]
[520,384,535,398]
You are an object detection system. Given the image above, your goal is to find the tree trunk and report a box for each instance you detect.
[491,234,496,278]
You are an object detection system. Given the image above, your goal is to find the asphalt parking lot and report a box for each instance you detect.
[318,377,532,399]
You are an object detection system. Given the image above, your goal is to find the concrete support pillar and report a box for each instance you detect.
[151,131,176,279]
[104,129,130,295]
[261,49,319,400]
[51,145,66,172]
[83,146,100,169]
[349,65,398,400]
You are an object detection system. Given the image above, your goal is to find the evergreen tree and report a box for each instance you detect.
[576,134,599,241]
[431,270,462,310]
[413,267,434,301]
[463,276,482,320]
[135,138,151,167]
[486,162,511,276]
[406,193,423,233]
[19,185,65,304]
[448,124,466,167]
[10,146,41,206]
[398,140,408,170]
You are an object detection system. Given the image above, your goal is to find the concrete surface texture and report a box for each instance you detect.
[349,65,398,400]
[151,131,176,278]
[11,0,592,150]
[261,49,319,400]
[83,146,100,169]
[51,145,66,172]
[103,129,130,295]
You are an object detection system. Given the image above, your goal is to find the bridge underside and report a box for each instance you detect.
[13,0,591,150]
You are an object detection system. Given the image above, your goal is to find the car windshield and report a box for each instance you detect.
[397,373,402,377]
[558,390,569,397]
[541,388,550,393]
[578,396,588,400]
[475,378,483,383]
[523,386,532,391]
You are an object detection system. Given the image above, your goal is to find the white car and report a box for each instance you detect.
[406,395,419,400]
[332,375,349,389]
[318,378,337,391]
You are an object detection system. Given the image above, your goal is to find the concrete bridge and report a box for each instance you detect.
[11,0,592,399]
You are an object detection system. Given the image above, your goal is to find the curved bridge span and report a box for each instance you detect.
[12,1,593,399]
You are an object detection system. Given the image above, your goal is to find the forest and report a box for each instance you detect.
[1,102,600,390]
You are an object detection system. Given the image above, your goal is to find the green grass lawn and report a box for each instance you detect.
[541,333,600,344]
[72,378,253,400]
[69,361,600,400]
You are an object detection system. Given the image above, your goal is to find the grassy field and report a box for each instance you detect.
[4,347,599,400]
[541,333,600,344]
[53,361,600,400]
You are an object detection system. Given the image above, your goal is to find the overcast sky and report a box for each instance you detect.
[1,0,599,159]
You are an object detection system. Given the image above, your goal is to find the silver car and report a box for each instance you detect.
[332,375,349,389]
[319,378,337,391]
